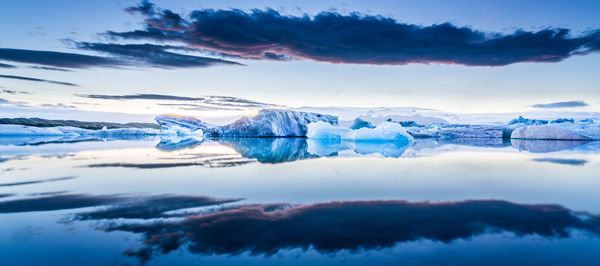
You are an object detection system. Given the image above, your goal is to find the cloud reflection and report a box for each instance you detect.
[0,176,76,187]
[98,199,600,263]
[532,158,588,166]
[0,194,239,216]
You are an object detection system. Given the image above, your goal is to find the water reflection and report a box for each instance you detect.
[155,137,204,152]
[532,158,588,166]
[0,193,237,215]
[0,176,75,187]
[219,138,319,163]
[511,139,593,153]
[109,200,599,263]
[1,194,598,264]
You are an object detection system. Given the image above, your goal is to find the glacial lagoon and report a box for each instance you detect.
[1,136,599,265]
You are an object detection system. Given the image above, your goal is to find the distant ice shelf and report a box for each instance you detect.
[1,111,599,141]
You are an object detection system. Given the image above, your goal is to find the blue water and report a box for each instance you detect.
[1,137,599,265]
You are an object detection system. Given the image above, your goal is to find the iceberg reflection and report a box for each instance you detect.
[218,138,319,163]
[511,139,592,153]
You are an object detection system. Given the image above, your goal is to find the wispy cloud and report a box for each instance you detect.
[0,48,117,68]
[0,176,76,187]
[0,62,16,68]
[29,66,72,72]
[39,103,77,109]
[106,1,600,67]
[0,74,78,86]
[76,93,279,109]
[1,89,28,95]
[0,45,242,69]
[532,100,588,108]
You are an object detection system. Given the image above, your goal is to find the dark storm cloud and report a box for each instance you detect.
[99,199,600,263]
[0,176,76,187]
[0,74,79,86]
[532,157,588,166]
[532,100,589,108]
[108,1,600,66]
[76,93,278,108]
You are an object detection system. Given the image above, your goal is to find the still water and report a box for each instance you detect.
[1,136,599,265]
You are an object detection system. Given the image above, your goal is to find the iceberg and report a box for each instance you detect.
[154,114,207,135]
[307,121,413,143]
[0,125,160,139]
[349,118,375,130]
[204,109,338,137]
[507,116,548,125]
[156,109,337,137]
[406,124,512,139]
[511,122,600,140]
[550,118,574,124]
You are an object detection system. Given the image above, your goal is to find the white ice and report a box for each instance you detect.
[511,121,600,140]
[307,121,413,143]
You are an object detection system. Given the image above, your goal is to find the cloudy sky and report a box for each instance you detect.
[0,0,599,122]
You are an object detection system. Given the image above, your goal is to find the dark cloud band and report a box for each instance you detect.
[0,74,79,86]
[109,1,600,66]
[77,93,278,109]
[0,45,241,69]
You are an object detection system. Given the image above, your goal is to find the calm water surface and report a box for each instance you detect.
[1,137,599,265]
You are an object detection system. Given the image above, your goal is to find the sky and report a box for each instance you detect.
[0,0,599,122]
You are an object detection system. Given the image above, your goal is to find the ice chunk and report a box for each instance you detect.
[308,121,413,143]
[0,124,161,137]
[550,118,574,124]
[407,124,512,139]
[154,114,207,135]
[507,116,548,125]
[306,122,351,140]
[512,122,600,140]
[0,124,73,136]
[396,120,424,127]
[349,118,375,130]
[207,109,338,137]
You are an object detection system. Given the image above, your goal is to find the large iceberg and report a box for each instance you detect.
[406,124,512,139]
[511,121,600,140]
[156,109,339,137]
[307,121,413,143]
